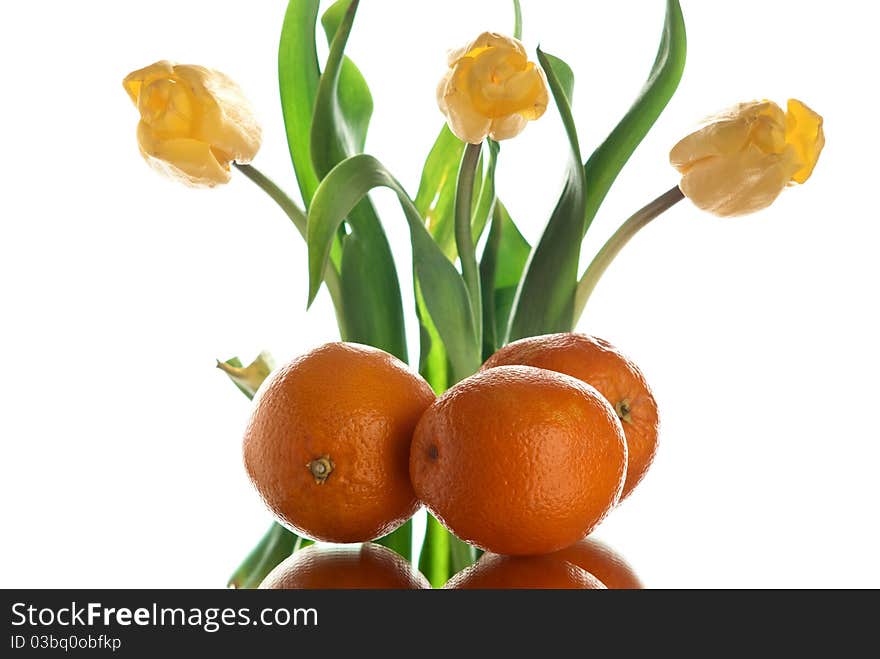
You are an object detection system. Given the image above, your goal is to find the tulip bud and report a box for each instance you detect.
[123,61,261,187]
[670,99,824,216]
[437,32,549,144]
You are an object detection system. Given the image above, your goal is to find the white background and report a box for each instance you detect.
[1,0,878,588]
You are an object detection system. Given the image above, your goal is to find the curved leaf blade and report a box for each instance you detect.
[414,126,496,261]
[311,0,370,178]
[308,155,481,381]
[413,126,463,390]
[415,282,449,394]
[479,201,530,358]
[582,0,686,235]
[320,3,373,155]
[507,49,587,341]
[309,0,407,361]
[278,0,322,206]
[415,125,466,258]
[413,130,496,390]
[216,352,275,400]
[228,522,300,589]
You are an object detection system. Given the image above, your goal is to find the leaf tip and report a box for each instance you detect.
[306,279,320,309]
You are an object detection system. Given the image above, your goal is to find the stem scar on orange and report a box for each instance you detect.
[483,333,659,500]
[259,543,430,589]
[243,342,435,543]
[410,365,627,556]
[445,553,606,589]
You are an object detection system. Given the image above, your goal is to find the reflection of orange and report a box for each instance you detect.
[243,342,435,543]
[410,365,627,556]
[552,538,643,589]
[445,553,605,589]
[259,543,430,589]
[483,333,659,500]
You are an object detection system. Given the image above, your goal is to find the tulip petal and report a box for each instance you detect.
[439,61,492,144]
[458,32,527,63]
[124,60,261,187]
[173,64,262,164]
[517,64,549,121]
[671,97,823,216]
[488,113,528,141]
[679,145,798,217]
[438,31,547,144]
[670,101,786,173]
[122,60,174,105]
[137,123,230,187]
[786,98,825,184]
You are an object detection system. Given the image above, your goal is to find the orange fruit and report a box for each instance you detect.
[410,365,627,556]
[243,342,435,543]
[259,543,430,589]
[483,332,659,500]
[445,553,606,589]
[552,538,644,589]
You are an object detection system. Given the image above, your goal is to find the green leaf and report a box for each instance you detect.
[413,126,465,390]
[414,126,497,261]
[582,0,686,237]
[479,201,531,358]
[320,2,372,155]
[336,216,408,361]
[507,49,586,341]
[310,0,407,361]
[453,142,484,352]
[216,352,275,400]
[544,53,574,105]
[227,522,300,589]
[450,535,477,574]
[312,0,372,175]
[308,154,481,382]
[413,131,496,388]
[415,282,449,394]
[278,0,322,206]
[375,522,412,561]
[414,125,466,259]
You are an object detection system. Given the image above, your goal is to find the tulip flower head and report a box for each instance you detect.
[437,32,549,144]
[670,99,824,217]
[123,61,261,187]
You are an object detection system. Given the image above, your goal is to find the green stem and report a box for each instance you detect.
[235,163,307,236]
[513,0,523,39]
[419,514,478,587]
[573,185,684,323]
[234,163,345,327]
[419,514,450,588]
[455,142,484,349]
[227,522,298,589]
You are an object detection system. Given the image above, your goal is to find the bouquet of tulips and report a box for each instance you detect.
[122,0,823,588]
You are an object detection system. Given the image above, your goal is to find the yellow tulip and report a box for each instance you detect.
[670,99,824,217]
[437,32,549,144]
[123,61,261,187]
